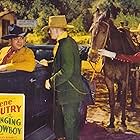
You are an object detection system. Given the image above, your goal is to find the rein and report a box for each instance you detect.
[88,57,102,82]
[101,21,110,49]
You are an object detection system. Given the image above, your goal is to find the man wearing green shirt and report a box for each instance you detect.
[44,15,86,140]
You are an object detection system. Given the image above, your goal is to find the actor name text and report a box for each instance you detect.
[0,100,21,115]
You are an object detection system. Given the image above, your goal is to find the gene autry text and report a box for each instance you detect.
[0,100,22,115]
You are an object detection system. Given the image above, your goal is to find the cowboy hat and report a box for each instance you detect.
[130,23,140,33]
[1,24,28,40]
[41,15,74,31]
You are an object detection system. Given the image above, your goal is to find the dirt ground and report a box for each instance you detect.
[80,73,140,140]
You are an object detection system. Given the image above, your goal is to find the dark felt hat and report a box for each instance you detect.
[1,24,27,40]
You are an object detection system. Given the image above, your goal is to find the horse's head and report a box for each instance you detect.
[88,9,110,62]
[88,8,137,62]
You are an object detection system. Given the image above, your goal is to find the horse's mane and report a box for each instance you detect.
[104,19,136,55]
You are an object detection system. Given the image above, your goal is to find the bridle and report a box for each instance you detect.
[100,21,110,49]
[85,21,110,83]
[89,20,110,61]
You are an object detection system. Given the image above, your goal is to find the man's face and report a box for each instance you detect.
[48,28,58,40]
[10,36,25,50]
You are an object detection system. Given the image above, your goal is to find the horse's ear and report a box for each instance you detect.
[99,9,110,22]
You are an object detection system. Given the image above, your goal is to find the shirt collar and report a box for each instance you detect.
[9,46,23,52]
[57,31,68,42]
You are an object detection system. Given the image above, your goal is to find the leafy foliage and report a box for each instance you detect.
[73,35,91,45]
[116,0,140,16]
[0,0,139,44]
[114,12,140,28]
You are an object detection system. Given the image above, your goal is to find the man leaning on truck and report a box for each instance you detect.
[0,24,35,72]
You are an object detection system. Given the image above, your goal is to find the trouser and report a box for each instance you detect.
[54,104,65,138]
[54,103,80,140]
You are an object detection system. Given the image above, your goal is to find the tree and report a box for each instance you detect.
[116,0,140,16]
[82,9,93,32]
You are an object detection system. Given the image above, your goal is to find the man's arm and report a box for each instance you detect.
[116,53,140,63]
[98,49,140,64]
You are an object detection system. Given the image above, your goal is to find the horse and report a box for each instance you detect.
[88,9,137,129]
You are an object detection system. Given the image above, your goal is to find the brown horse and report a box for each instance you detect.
[88,9,137,129]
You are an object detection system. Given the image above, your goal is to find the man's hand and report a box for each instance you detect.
[98,49,116,59]
[45,79,51,90]
[0,65,7,72]
[39,59,48,67]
